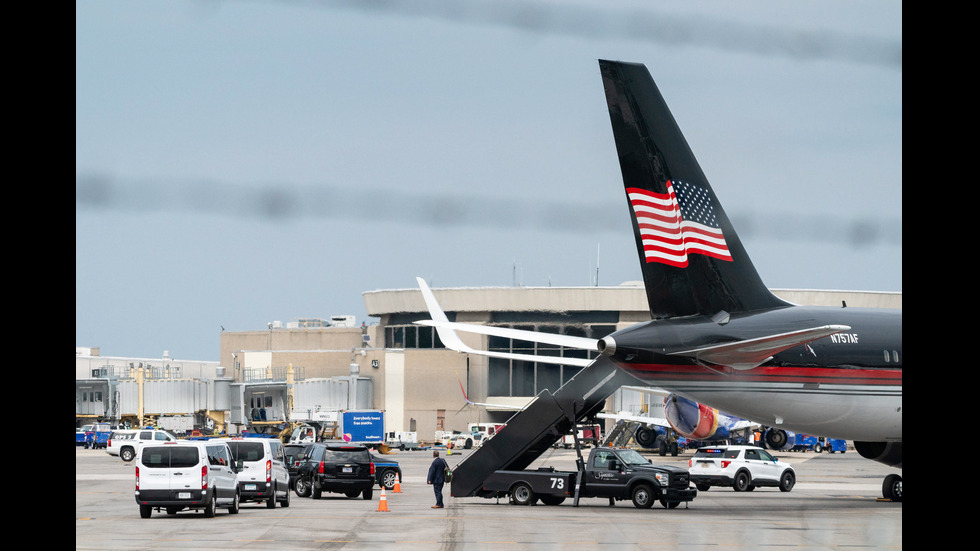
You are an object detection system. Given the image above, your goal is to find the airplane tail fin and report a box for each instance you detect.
[599,60,789,318]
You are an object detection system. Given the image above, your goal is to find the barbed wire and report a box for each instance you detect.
[76,174,901,248]
[314,0,901,69]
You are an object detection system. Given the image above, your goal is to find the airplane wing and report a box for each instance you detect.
[417,277,848,372]
[415,277,596,367]
[668,325,851,370]
[596,410,671,429]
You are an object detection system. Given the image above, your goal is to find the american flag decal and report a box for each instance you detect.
[627,180,733,267]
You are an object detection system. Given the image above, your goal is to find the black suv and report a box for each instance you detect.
[284,443,313,491]
[294,444,375,500]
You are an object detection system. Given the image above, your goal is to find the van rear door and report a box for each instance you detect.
[140,445,201,497]
[226,440,267,491]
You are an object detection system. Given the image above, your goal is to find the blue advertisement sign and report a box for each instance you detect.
[342,410,385,443]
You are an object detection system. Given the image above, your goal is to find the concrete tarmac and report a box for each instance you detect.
[76,444,901,550]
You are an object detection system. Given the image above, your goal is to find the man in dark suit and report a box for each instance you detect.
[427,450,449,508]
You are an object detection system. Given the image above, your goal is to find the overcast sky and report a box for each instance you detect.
[76,1,902,362]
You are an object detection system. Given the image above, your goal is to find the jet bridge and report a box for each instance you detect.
[449,357,636,498]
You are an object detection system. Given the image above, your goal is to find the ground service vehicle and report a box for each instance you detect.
[812,437,847,453]
[77,423,113,449]
[135,440,243,518]
[77,424,94,447]
[468,422,505,438]
[88,423,113,449]
[223,438,291,508]
[789,434,846,453]
[689,445,796,492]
[452,432,489,450]
[385,431,420,450]
[482,447,696,509]
[294,443,375,500]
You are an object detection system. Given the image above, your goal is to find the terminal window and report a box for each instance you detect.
[385,325,445,349]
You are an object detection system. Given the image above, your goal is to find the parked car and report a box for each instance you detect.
[284,443,313,490]
[222,437,291,508]
[134,440,243,518]
[689,445,796,492]
[107,429,178,462]
[370,453,402,490]
[294,443,375,500]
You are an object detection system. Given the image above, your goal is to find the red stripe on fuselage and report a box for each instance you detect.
[615,361,902,386]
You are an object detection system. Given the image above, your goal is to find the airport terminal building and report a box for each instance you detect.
[77,283,901,442]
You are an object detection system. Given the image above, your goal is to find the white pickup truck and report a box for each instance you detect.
[106,429,178,461]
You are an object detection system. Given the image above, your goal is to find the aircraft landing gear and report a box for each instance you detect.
[882,474,902,502]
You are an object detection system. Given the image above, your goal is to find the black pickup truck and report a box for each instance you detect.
[480,447,696,509]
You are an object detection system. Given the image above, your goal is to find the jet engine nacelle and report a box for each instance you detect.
[763,428,796,450]
[854,441,902,468]
[664,394,728,441]
[634,425,664,448]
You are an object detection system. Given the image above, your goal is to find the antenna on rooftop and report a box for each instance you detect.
[595,243,600,286]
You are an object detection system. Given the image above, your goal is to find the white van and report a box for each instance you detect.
[222,438,291,508]
[135,440,242,518]
[107,429,178,462]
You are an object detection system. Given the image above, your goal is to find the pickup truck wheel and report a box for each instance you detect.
[779,470,795,492]
[631,484,655,509]
[295,477,311,497]
[696,484,710,492]
[139,504,152,518]
[511,482,534,506]
[733,471,751,492]
[121,447,135,462]
[660,499,680,509]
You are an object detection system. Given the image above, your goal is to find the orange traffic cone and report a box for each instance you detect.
[392,474,402,494]
[376,487,389,512]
